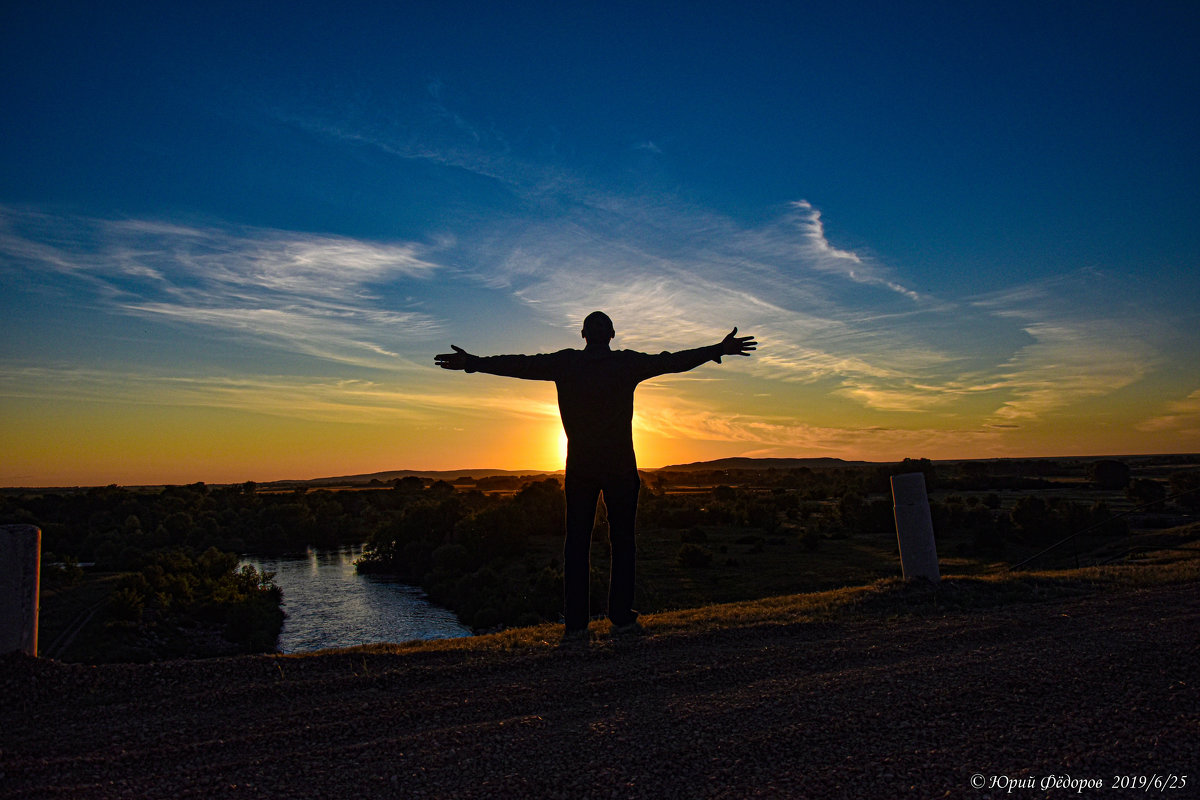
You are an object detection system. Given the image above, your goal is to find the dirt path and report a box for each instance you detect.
[2,582,1196,799]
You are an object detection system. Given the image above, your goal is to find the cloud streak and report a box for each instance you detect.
[632,395,1007,463]
[1137,389,1200,434]
[0,365,561,427]
[1,207,445,370]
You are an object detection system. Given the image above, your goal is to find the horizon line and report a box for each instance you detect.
[5,451,1198,491]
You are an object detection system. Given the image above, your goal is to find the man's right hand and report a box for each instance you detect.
[435,345,475,370]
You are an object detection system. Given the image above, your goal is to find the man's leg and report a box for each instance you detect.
[603,474,642,627]
[563,475,601,632]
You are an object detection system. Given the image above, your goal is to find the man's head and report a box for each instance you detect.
[581,311,615,345]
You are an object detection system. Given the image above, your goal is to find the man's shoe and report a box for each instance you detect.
[560,627,591,646]
[611,620,645,637]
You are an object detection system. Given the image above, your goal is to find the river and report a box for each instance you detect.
[240,545,472,654]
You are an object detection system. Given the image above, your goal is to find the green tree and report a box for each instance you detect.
[512,478,566,537]
[1010,496,1053,543]
[1126,478,1166,509]
[1087,460,1130,490]
[677,543,714,568]
[1168,470,1200,511]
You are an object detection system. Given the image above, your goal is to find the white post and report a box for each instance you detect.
[890,473,939,582]
[1,524,41,656]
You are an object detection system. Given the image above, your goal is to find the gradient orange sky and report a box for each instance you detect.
[2,3,1199,486]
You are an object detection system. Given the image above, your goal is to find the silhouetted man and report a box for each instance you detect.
[436,312,757,640]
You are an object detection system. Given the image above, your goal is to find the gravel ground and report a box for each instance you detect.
[1,582,1196,799]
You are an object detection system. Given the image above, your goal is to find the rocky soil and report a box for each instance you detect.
[1,581,1196,799]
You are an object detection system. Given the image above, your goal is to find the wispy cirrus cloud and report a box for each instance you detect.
[987,321,1152,422]
[1137,388,1200,434]
[632,394,1007,462]
[967,272,1161,423]
[100,217,441,301]
[0,206,445,370]
[0,365,561,426]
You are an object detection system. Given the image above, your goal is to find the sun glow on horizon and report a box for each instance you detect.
[555,427,569,470]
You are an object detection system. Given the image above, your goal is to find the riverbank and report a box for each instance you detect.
[2,565,1196,799]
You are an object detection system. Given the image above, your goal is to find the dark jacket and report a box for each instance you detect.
[466,344,725,477]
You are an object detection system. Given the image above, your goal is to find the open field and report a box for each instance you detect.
[3,561,1197,799]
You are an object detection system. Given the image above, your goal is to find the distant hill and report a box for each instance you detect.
[278,457,866,487]
[653,457,868,471]
[265,467,563,488]
[270,453,1200,489]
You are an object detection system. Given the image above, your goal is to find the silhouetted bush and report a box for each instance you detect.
[1127,478,1166,509]
[1088,460,1130,490]
[108,586,145,623]
[431,542,472,575]
[472,607,502,630]
[1009,496,1053,544]
[797,528,821,552]
[512,478,565,537]
[677,543,714,568]
[1168,470,1200,511]
[40,552,84,589]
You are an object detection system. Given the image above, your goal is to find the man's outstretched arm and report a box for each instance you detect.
[636,327,758,380]
[435,346,566,380]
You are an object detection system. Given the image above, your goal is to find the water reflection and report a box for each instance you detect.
[241,545,472,654]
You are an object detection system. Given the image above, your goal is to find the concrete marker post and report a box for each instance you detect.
[1,524,41,656]
[890,473,939,582]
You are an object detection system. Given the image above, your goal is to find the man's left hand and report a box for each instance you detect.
[721,327,757,357]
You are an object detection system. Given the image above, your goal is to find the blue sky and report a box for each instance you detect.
[2,1,1198,485]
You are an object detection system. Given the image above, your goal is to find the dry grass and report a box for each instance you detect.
[331,552,1200,660]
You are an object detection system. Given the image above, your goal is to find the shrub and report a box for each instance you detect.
[224,598,285,652]
[472,607,502,630]
[797,529,821,552]
[1127,478,1166,509]
[40,553,83,589]
[453,504,528,561]
[677,543,714,568]
[513,478,566,537]
[1010,496,1052,543]
[431,542,473,575]
[1087,460,1130,490]
[109,586,145,622]
[1168,470,1200,511]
